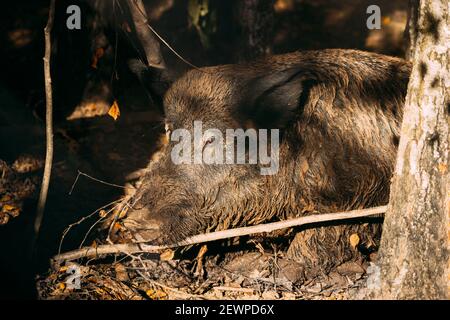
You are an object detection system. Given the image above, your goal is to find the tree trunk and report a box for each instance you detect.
[127,0,166,69]
[235,0,274,62]
[403,0,419,61]
[369,0,449,299]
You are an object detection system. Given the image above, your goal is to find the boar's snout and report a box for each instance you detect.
[123,207,163,243]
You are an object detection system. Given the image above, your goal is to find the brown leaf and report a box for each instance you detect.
[160,249,175,261]
[0,195,12,202]
[114,263,129,282]
[146,289,167,300]
[91,47,105,69]
[2,204,20,217]
[108,100,120,121]
[349,233,360,249]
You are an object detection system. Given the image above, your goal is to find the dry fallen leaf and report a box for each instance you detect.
[349,233,360,249]
[0,213,10,225]
[114,263,129,282]
[146,289,167,300]
[2,204,20,217]
[2,204,16,212]
[160,249,175,261]
[91,47,105,69]
[108,100,120,121]
[112,222,122,233]
[0,195,12,202]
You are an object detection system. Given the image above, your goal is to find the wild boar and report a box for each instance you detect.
[123,49,411,280]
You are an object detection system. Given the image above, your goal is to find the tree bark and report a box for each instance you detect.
[127,0,166,69]
[34,0,56,241]
[235,0,274,62]
[369,0,449,299]
[404,0,420,61]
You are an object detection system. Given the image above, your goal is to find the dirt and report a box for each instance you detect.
[37,250,373,300]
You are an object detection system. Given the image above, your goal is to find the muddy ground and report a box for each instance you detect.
[0,0,406,299]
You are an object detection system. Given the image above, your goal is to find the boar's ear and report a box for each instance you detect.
[128,59,173,112]
[240,68,314,129]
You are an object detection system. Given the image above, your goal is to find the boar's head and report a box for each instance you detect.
[123,56,307,244]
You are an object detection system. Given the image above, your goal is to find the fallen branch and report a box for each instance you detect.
[127,0,165,69]
[34,0,56,241]
[53,205,386,262]
[128,0,201,71]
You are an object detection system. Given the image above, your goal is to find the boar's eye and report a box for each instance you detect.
[202,136,215,151]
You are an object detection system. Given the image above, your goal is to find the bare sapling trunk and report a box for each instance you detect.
[369,0,449,299]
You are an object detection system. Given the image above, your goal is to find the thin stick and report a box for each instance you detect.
[69,170,126,195]
[53,205,387,262]
[34,0,56,239]
[213,286,255,293]
[58,198,123,255]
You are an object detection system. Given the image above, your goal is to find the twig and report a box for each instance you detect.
[53,205,386,262]
[136,269,206,300]
[78,199,123,249]
[34,0,56,240]
[213,286,255,293]
[69,170,126,195]
[58,198,123,254]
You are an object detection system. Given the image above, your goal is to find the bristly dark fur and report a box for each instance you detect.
[124,49,411,280]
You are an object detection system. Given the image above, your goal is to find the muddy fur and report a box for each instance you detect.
[124,49,411,280]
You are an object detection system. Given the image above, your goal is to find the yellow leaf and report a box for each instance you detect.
[59,266,68,273]
[382,16,391,25]
[108,101,120,121]
[146,289,167,300]
[57,283,66,290]
[349,233,360,249]
[2,204,20,217]
[2,204,15,212]
[160,249,175,261]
